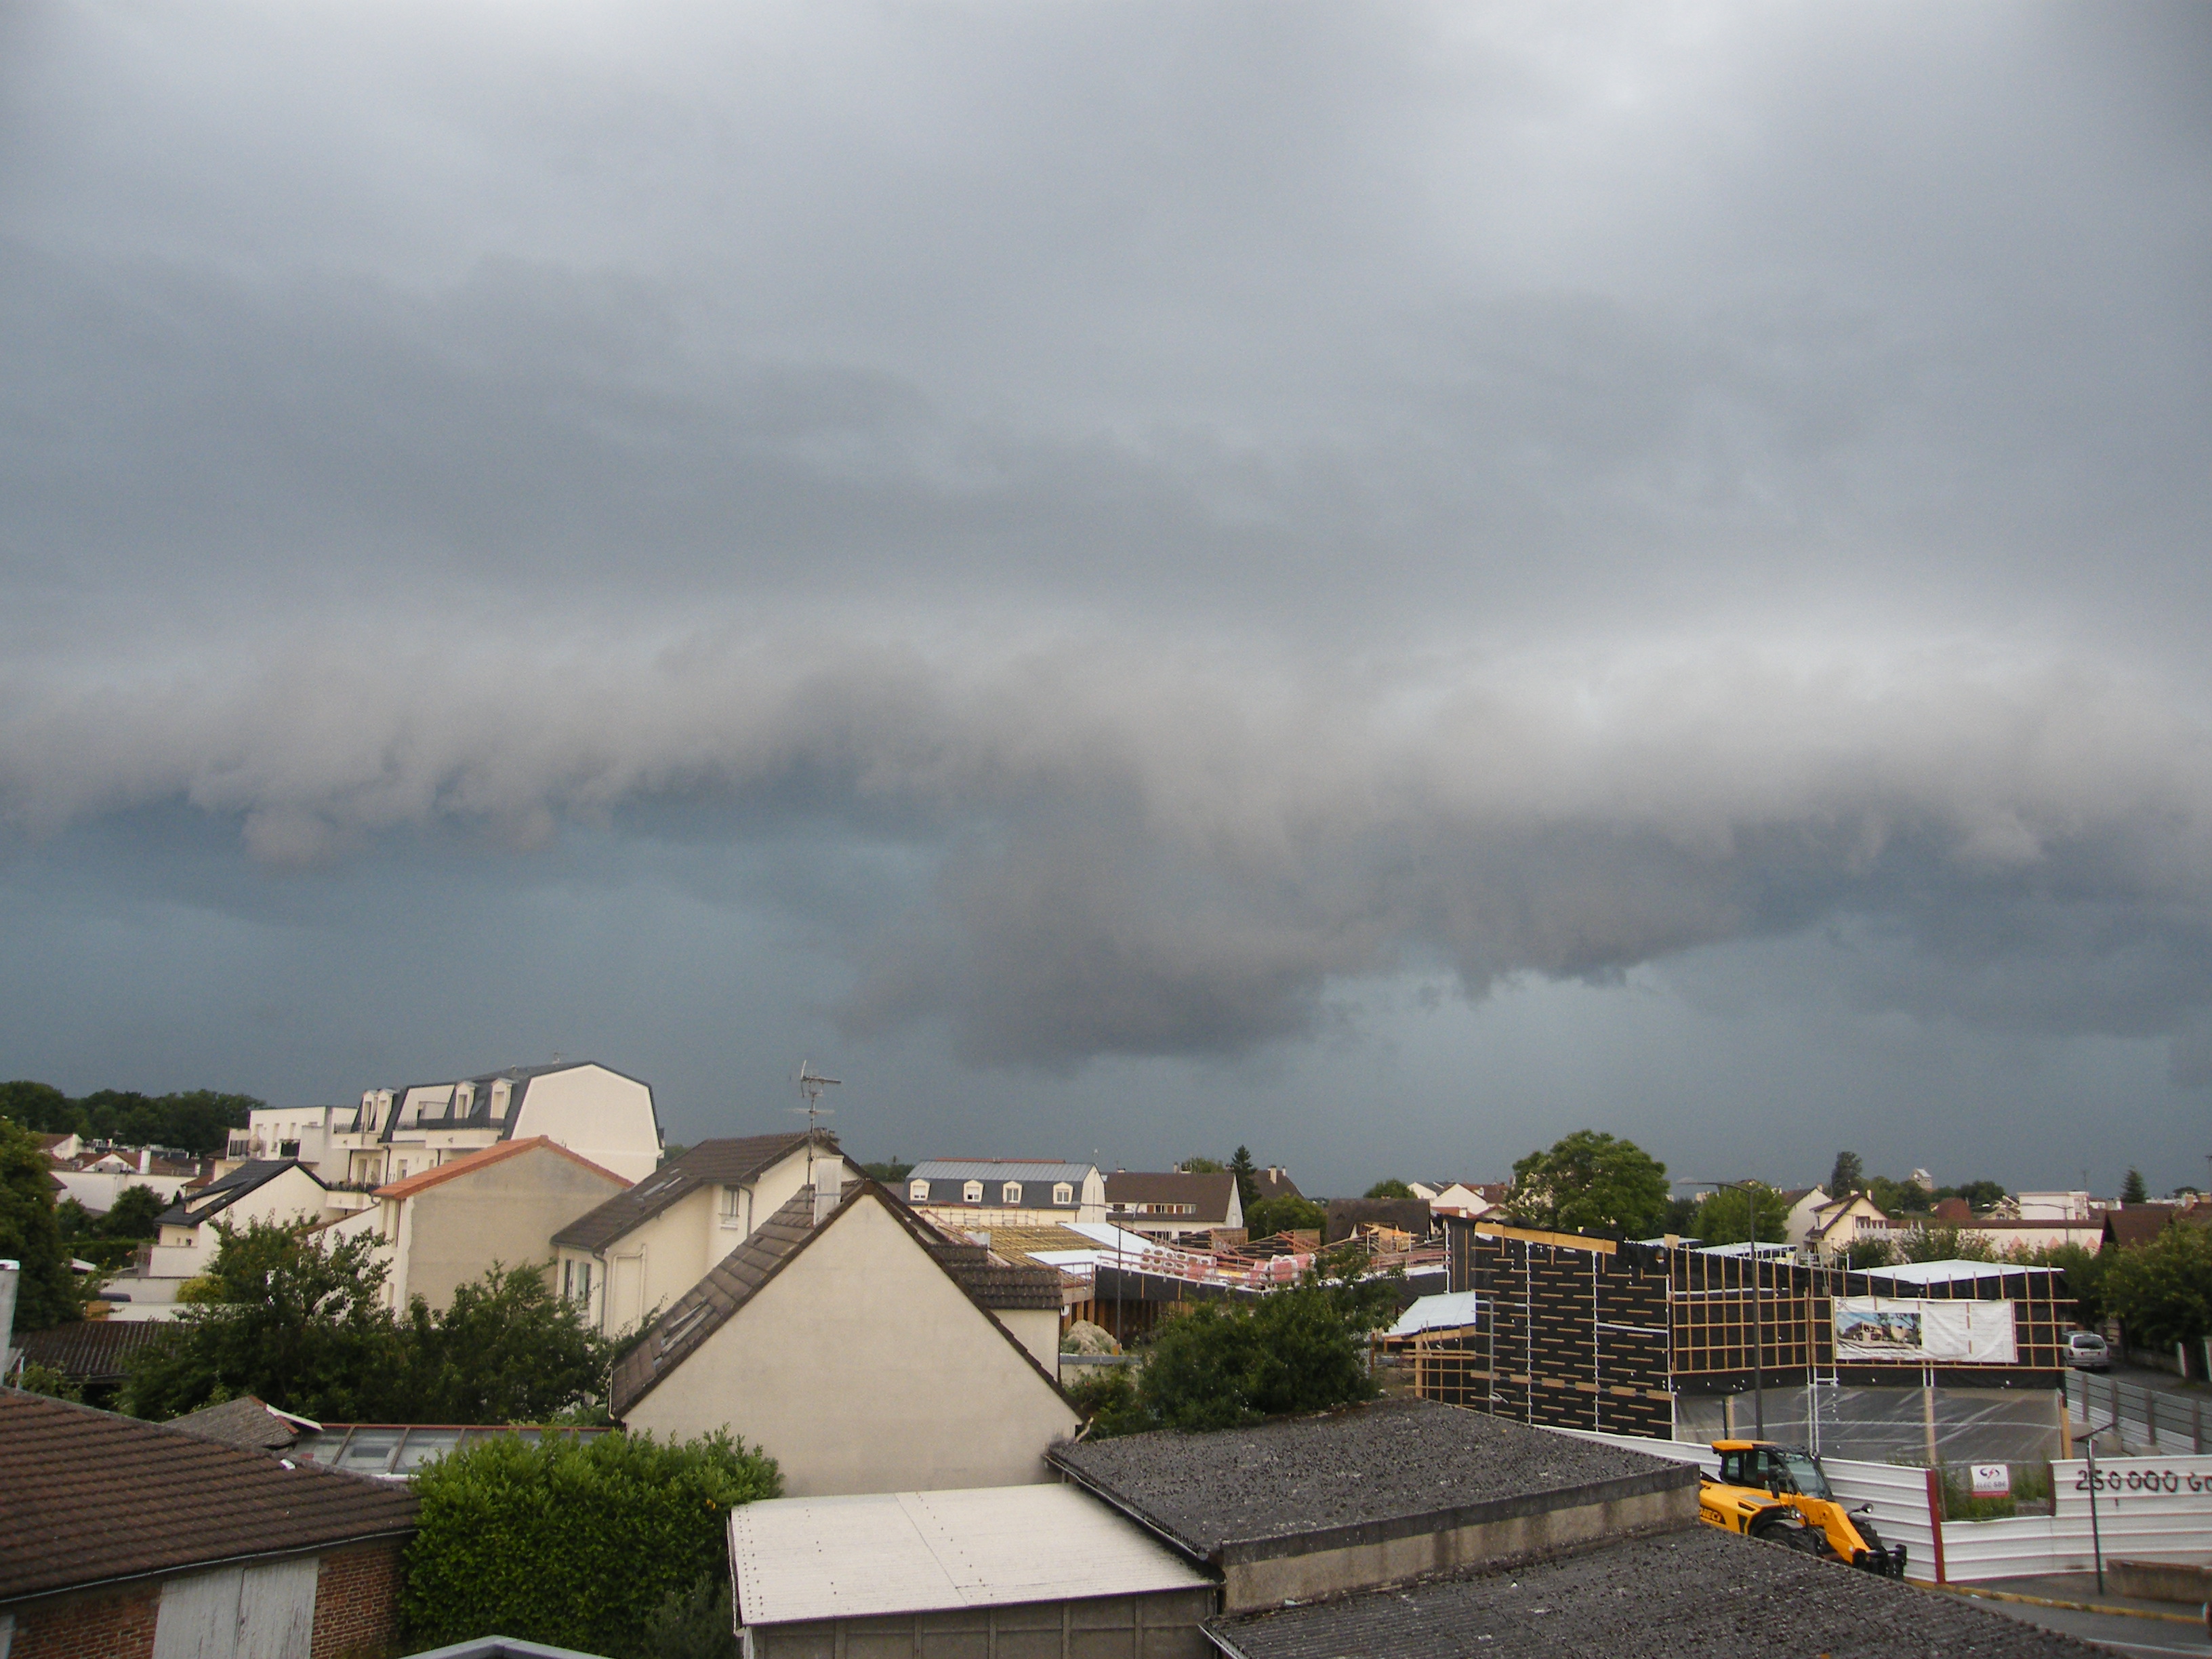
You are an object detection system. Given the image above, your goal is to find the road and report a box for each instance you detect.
[1975,1596,2212,1658]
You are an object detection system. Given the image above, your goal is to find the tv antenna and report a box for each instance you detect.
[795,1062,841,1188]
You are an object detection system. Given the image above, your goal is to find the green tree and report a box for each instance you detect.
[1694,1183,1790,1246]
[1868,1176,1932,1216]
[401,1262,613,1424]
[1363,1179,1415,1200]
[1125,1278,1386,1433]
[2104,1222,2212,1349]
[1505,1130,1670,1240]
[1228,1146,1260,1212]
[1944,1180,2008,1212]
[859,1158,912,1183]
[0,1114,79,1330]
[1180,1156,1226,1174]
[1842,1237,1896,1271]
[399,1431,779,1658]
[2122,1168,2150,1204]
[2024,1242,2109,1326]
[640,1576,739,1659]
[0,1081,73,1134]
[1898,1224,1996,1265]
[1245,1193,1326,1240]
[1828,1151,1865,1196]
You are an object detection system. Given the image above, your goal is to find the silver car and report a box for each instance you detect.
[2067,1330,2110,1372]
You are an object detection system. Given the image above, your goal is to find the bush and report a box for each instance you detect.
[14,1361,83,1402]
[400,1431,779,1658]
[640,1576,739,1659]
[1246,1194,1326,1240]
[2104,1222,2212,1349]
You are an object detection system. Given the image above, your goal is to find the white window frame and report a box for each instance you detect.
[909,1178,930,1203]
[1053,1183,1073,1205]
[719,1186,746,1229]
[962,1180,984,1204]
[1002,1182,1023,1206]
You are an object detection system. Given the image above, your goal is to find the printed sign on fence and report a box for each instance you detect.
[1971,1464,2009,1496]
[1833,1298,2018,1364]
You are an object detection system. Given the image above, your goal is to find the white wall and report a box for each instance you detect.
[623,1197,1079,1495]
[511,1065,661,1183]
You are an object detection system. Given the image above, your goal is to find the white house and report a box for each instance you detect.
[222,1105,346,1175]
[142,1162,337,1283]
[1779,1186,1832,1251]
[1102,1171,1242,1241]
[552,1130,861,1337]
[1799,1191,1893,1263]
[321,1136,632,1313]
[327,1060,662,1188]
[613,1171,1079,1496]
[905,1160,1108,1227]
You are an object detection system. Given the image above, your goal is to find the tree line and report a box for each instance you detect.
[1,1078,260,1155]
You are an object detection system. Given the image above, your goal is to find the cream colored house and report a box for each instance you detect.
[328,1061,662,1189]
[551,1131,861,1337]
[325,1136,630,1313]
[905,1160,1108,1228]
[145,1162,337,1282]
[613,1173,1078,1496]
[1779,1186,1832,1251]
[1799,1191,1893,1263]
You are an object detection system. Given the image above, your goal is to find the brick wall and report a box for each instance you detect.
[5,1538,407,1659]
[7,1584,160,1659]
[310,1540,407,1659]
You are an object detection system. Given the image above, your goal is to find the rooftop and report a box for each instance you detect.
[373,1135,628,1202]
[155,1158,323,1229]
[730,1485,1212,1627]
[909,1159,1095,1185]
[1861,1258,2059,1285]
[1206,1520,2100,1659]
[552,1132,831,1253]
[0,1389,418,1602]
[1048,1399,1691,1563]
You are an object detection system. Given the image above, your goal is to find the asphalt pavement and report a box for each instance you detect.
[1969,1595,2212,1658]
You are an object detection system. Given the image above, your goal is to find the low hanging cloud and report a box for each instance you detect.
[4,634,2208,1073]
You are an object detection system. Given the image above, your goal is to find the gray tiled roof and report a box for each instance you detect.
[1049,1399,1688,1561]
[609,1183,1066,1418]
[154,1159,322,1229]
[551,1132,836,1252]
[909,1160,1095,1185]
[1206,1521,2103,1659]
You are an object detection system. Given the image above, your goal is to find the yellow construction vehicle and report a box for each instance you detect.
[1699,1440,1908,1578]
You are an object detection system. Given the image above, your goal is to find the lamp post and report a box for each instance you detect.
[1683,1179,1769,1438]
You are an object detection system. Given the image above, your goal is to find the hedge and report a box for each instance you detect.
[400,1430,781,1658]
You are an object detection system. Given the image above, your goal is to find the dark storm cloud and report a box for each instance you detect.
[3,0,2211,1171]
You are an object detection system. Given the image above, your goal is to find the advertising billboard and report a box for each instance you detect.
[1833,1297,2017,1364]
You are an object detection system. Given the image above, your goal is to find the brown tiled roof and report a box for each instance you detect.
[552,1132,840,1254]
[2102,1204,2212,1248]
[1324,1197,1434,1244]
[0,1391,417,1601]
[374,1136,627,1202]
[1105,1171,1238,1224]
[609,1182,1064,1418]
[14,1319,173,1384]
[922,1241,1066,1309]
[1253,1169,1303,1202]
[165,1396,310,1453]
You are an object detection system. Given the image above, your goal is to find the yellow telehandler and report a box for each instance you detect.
[1699,1440,1908,1578]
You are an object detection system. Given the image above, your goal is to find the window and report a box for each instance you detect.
[909,1179,930,1203]
[719,1187,746,1229]
[1002,1183,1023,1206]
[1054,1183,1073,1205]
[562,1259,573,1298]
[278,1140,300,1159]
[962,1180,983,1204]
[574,1261,592,1304]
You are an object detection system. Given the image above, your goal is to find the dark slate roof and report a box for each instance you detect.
[1049,1399,1691,1563]
[1324,1197,1434,1244]
[2101,1204,2209,1248]
[0,1389,417,1602]
[552,1132,834,1252]
[1206,1519,2102,1659]
[348,1059,657,1145]
[154,1160,323,1229]
[1105,1171,1238,1224]
[14,1319,171,1383]
[164,1396,310,1453]
[610,1182,1065,1418]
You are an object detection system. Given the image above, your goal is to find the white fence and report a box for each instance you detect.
[1547,1426,2212,1585]
[2069,1370,2212,1454]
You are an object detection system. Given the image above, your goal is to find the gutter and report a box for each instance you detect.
[0,1525,417,1612]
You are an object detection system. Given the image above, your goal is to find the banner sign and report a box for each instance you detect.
[1833,1298,2018,1364]
[1971,1464,2010,1496]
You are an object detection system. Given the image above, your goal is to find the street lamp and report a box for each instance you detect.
[1681,1179,1769,1437]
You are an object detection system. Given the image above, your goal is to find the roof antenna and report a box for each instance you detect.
[796,1061,842,1202]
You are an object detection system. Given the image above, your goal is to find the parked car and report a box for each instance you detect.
[2067,1330,2110,1372]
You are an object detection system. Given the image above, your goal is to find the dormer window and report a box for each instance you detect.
[491,1080,511,1118]
[962,1180,983,1204]
[1053,1183,1073,1205]
[909,1179,930,1203]
[1002,1182,1023,1206]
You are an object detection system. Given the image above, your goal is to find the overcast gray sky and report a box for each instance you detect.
[3,1,2209,1194]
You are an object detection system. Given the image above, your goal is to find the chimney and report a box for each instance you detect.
[812,1157,842,1226]
[138,1147,152,1175]
[0,1258,18,1378]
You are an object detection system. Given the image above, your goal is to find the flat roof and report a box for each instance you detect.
[1860,1258,2057,1284]
[1048,1398,1692,1562]
[729,1485,1211,1626]
[1387,1290,1486,1336]
[1206,1519,2102,1658]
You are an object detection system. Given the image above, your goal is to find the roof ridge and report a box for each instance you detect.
[373,1136,630,1201]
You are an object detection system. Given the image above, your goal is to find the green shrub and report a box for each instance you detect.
[14,1360,83,1402]
[400,1430,779,1658]
[641,1574,739,1659]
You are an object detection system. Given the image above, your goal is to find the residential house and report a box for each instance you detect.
[613,1170,1078,1496]
[1798,1191,1892,1263]
[36,1132,81,1162]
[905,1159,1108,1227]
[550,1131,861,1336]
[1251,1166,1302,1204]
[2016,1190,2093,1221]
[142,1161,337,1284]
[50,1151,202,1217]
[1104,1170,1242,1242]
[2102,1202,2212,1250]
[222,1105,346,1176]
[11,1321,170,1405]
[327,1060,662,1189]
[1778,1185,1831,1250]
[323,1137,630,1313]
[0,1390,417,1659]
[1425,1182,1510,1219]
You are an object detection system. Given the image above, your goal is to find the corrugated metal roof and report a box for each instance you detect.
[729,1485,1211,1627]
[1387,1290,1486,1336]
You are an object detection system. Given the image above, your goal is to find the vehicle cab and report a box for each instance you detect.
[1713,1440,1834,1500]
